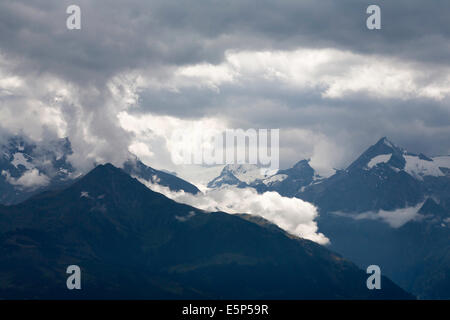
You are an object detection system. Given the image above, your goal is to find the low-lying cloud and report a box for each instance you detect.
[138,177,329,245]
[333,202,425,228]
[2,168,50,189]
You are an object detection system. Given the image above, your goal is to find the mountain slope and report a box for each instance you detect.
[299,137,450,213]
[293,137,450,299]
[205,137,450,299]
[0,164,412,299]
[316,210,450,299]
[253,160,323,197]
[123,157,200,194]
[300,138,426,212]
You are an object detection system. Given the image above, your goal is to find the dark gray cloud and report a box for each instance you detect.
[1,0,449,81]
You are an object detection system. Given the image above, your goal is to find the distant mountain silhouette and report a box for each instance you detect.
[0,164,413,299]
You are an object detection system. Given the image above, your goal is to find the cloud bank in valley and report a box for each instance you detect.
[138,177,329,245]
[333,202,425,228]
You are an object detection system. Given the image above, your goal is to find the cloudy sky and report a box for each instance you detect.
[1,0,449,183]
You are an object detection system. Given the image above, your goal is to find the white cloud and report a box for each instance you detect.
[1,1,450,189]
[0,52,139,173]
[118,111,228,182]
[162,49,450,100]
[0,55,68,139]
[117,110,350,181]
[176,63,238,91]
[138,177,329,245]
[277,128,348,177]
[2,168,50,189]
[2,43,449,181]
[109,48,450,179]
[333,202,425,228]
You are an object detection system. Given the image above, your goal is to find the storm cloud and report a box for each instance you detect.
[0,0,449,176]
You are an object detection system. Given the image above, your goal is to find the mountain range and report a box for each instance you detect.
[207,137,450,299]
[0,163,412,299]
[1,134,448,299]
[207,161,323,197]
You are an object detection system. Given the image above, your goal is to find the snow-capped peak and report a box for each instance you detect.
[347,137,405,172]
[221,164,271,184]
[348,137,450,180]
[380,137,397,149]
[403,154,448,180]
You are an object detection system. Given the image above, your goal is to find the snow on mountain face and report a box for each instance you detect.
[0,136,76,204]
[223,164,271,184]
[367,154,392,168]
[11,153,34,170]
[403,155,445,180]
[352,137,449,180]
[431,156,450,172]
[208,164,272,188]
[0,136,200,205]
[1,138,74,183]
[381,138,396,149]
[207,159,321,199]
[347,137,404,172]
[262,174,288,186]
